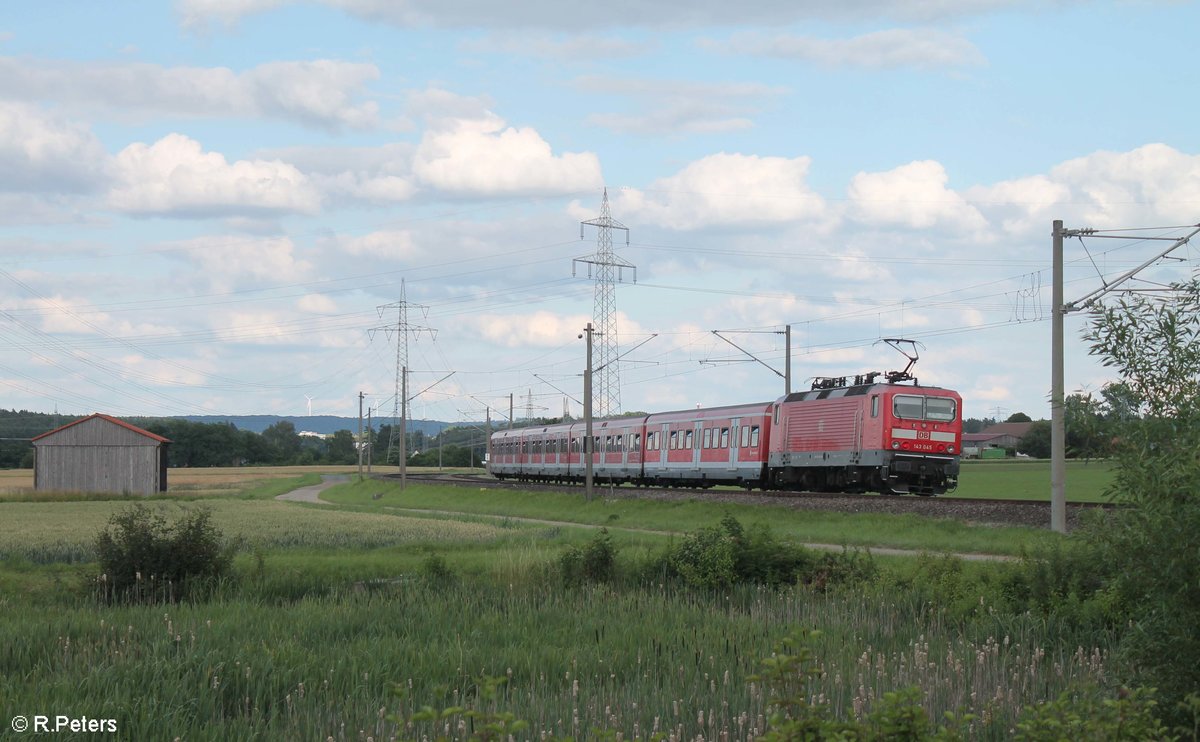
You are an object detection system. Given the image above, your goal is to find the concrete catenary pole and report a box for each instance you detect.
[357,391,364,481]
[1050,221,1067,533]
[583,322,594,501]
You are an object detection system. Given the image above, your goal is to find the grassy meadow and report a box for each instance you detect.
[0,465,1126,740]
[955,458,1114,502]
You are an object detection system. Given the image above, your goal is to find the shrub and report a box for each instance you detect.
[662,514,875,591]
[419,552,457,588]
[559,528,617,586]
[93,504,236,602]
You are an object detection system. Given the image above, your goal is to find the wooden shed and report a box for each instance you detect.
[32,414,171,495]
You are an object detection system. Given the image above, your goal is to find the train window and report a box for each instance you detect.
[750,426,760,447]
[685,430,694,449]
[893,395,924,419]
[926,397,957,421]
[871,396,879,418]
[773,404,780,425]
[616,435,624,451]
[633,433,641,451]
[703,428,712,448]
[670,431,678,450]
[741,426,749,448]
[720,428,729,448]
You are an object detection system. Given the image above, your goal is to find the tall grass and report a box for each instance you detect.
[0,579,1113,741]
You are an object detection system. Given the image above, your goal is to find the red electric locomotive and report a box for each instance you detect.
[766,340,961,494]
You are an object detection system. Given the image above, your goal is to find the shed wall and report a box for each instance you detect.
[33,417,167,495]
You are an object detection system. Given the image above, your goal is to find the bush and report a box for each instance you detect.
[93,504,236,603]
[659,514,876,591]
[419,552,457,588]
[559,528,617,586]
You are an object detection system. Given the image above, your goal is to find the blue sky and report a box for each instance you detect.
[1,0,1198,427]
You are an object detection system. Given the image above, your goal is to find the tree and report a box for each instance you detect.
[1078,278,1200,722]
[1005,412,1032,423]
[1017,421,1051,458]
[1063,392,1111,462]
[326,429,357,464]
[261,420,302,464]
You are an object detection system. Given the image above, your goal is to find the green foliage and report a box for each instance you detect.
[1006,412,1033,423]
[750,630,974,741]
[1018,420,1051,458]
[390,675,529,742]
[1001,538,1114,628]
[659,514,876,590]
[419,552,458,588]
[666,520,738,588]
[558,527,617,586]
[92,503,236,602]
[1076,277,1200,724]
[1013,686,1168,741]
[408,444,483,468]
[752,630,1177,742]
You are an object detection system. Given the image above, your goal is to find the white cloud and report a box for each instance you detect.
[109,134,321,217]
[476,310,647,348]
[576,76,784,136]
[459,33,653,59]
[1048,143,1200,226]
[0,102,109,193]
[412,114,603,196]
[297,294,338,313]
[177,0,287,28]
[848,159,987,231]
[27,296,178,337]
[335,230,420,260]
[704,28,985,69]
[0,56,380,130]
[966,175,1070,235]
[477,310,592,348]
[118,355,210,386]
[176,0,1034,30]
[259,143,418,205]
[969,143,1200,234]
[165,234,312,291]
[609,152,829,229]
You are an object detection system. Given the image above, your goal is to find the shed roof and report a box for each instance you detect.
[32,413,171,444]
[979,422,1034,438]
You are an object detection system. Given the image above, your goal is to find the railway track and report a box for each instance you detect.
[384,471,1110,530]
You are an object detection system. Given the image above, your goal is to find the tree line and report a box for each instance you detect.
[0,413,488,469]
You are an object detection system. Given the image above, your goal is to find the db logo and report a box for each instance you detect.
[916,431,931,440]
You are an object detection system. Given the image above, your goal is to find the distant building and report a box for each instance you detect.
[962,421,1034,457]
[32,413,171,495]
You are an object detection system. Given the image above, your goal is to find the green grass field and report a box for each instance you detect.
[0,465,1123,740]
[955,458,1114,502]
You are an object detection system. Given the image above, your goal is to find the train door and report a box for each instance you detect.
[728,418,739,472]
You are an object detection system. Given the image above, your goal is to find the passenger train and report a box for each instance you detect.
[488,346,962,496]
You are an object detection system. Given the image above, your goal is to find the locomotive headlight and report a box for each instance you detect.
[891,441,901,450]
[946,444,956,454]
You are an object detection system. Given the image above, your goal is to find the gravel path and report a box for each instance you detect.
[273,474,346,505]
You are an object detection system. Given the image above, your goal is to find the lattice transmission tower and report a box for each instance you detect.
[369,279,435,469]
[574,188,636,418]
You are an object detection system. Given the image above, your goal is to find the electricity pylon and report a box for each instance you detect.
[574,188,636,418]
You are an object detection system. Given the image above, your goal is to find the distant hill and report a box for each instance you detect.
[178,415,450,436]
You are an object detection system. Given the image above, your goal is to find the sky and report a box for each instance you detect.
[1,0,1198,428]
